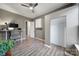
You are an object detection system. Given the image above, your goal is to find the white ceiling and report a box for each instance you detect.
[0,3,67,19]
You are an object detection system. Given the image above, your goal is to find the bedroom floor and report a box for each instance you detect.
[12,37,65,56]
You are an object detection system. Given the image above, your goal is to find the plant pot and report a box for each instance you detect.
[5,50,12,56]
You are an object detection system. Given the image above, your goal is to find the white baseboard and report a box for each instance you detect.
[34,37,44,42]
[44,44,51,48]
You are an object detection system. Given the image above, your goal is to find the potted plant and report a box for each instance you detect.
[5,39,14,56]
[0,39,14,56]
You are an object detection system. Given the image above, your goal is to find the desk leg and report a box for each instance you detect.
[5,31,7,40]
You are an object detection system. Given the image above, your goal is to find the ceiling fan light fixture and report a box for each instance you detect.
[29,6,33,10]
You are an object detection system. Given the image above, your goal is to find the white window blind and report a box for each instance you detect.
[35,18,42,28]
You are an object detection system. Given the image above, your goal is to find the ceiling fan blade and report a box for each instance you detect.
[34,3,38,7]
[21,4,29,7]
[32,3,38,8]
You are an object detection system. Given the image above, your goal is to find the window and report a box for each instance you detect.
[35,18,42,28]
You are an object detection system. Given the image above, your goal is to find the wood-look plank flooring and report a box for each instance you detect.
[12,37,65,56]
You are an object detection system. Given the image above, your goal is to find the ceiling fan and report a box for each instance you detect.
[21,3,38,13]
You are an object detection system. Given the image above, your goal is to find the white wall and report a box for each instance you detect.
[45,5,79,47]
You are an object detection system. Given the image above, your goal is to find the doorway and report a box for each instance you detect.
[26,21,27,36]
[50,16,66,47]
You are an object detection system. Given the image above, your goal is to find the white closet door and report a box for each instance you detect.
[50,16,66,47]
